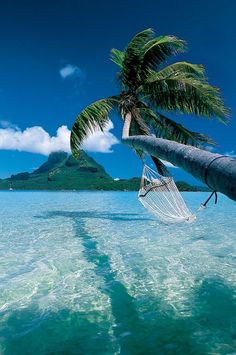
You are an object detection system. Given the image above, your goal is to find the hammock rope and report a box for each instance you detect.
[138,164,196,224]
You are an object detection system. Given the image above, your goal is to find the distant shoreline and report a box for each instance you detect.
[0,187,209,192]
[0,151,209,193]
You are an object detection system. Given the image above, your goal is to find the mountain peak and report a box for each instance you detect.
[33,151,68,174]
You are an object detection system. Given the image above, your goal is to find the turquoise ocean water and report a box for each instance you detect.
[0,191,235,354]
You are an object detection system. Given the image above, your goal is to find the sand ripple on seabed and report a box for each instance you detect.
[0,215,112,318]
[84,205,236,312]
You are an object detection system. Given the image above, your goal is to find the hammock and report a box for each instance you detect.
[138,164,196,224]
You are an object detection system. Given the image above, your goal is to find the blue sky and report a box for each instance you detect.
[0,0,235,184]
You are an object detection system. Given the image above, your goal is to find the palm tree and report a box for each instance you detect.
[71,29,236,201]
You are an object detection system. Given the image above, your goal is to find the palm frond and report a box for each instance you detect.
[122,29,155,89]
[139,105,214,146]
[110,48,125,68]
[157,112,215,146]
[141,36,186,72]
[70,97,118,157]
[125,28,155,54]
[142,73,229,122]
[152,61,206,80]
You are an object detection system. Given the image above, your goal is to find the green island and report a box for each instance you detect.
[0,151,208,191]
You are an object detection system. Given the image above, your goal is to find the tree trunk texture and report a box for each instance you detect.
[122,116,236,202]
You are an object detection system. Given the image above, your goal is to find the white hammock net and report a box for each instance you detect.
[138,165,196,224]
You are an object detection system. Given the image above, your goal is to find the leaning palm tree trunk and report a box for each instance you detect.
[122,116,236,202]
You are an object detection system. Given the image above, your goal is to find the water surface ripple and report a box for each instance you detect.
[0,191,235,354]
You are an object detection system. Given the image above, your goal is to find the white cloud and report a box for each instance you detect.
[0,121,118,155]
[82,121,119,153]
[225,150,236,158]
[59,64,85,79]
[0,125,70,155]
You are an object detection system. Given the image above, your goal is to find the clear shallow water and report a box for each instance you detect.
[0,191,235,354]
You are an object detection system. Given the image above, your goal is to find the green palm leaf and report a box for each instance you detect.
[141,36,186,72]
[70,97,118,157]
[139,105,214,146]
[142,73,229,122]
[121,29,155,89]
[150,61,206,80]
[110,48,125,68]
